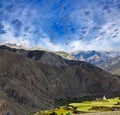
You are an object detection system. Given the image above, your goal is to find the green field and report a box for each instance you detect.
[27,97,120,115]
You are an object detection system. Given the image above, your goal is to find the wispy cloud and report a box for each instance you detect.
[0,0,120,51]
[38,37,64,51]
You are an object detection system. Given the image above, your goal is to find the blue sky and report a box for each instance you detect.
[0,0,120,51]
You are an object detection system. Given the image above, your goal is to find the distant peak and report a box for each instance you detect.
[0,43,46,51]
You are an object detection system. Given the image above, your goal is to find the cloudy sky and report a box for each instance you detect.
[0,0,120,51]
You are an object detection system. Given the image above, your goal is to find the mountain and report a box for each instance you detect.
[55,51,75,60]
[0,45,119,115]
[3,44,120,66]
[71,50,120,66]
[99,56,120,76]
[1,43,45,51]
[56,50,120,75]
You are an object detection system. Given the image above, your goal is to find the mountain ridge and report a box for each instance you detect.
[99,56,120,76]
[0,45,119,115]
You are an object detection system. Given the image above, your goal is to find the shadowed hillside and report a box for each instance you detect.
[0,46,119,115]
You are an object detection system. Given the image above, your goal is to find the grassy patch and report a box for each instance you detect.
[27,97,120,115]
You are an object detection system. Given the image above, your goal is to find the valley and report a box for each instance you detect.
[1,0,120,114]
[27,97,120,115]
[0,45,119,115]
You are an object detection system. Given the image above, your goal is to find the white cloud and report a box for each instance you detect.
[1,0,120,52]
[38,37,64,51]
[0,21,30,47]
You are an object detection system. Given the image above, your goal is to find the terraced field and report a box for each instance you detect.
[27,97,120,115]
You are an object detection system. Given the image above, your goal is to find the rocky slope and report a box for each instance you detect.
[0,45,119,115]
[99,56,120,76]
[55,51,75,60]
[71,50,120,66]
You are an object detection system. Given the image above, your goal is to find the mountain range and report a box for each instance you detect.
[99,56,120,76]
[0,45,119,115]
[72,51,120,64]
[2,44,120,75]
[56,50,120,75]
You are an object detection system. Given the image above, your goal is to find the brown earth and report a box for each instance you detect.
[0,46,119,115]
